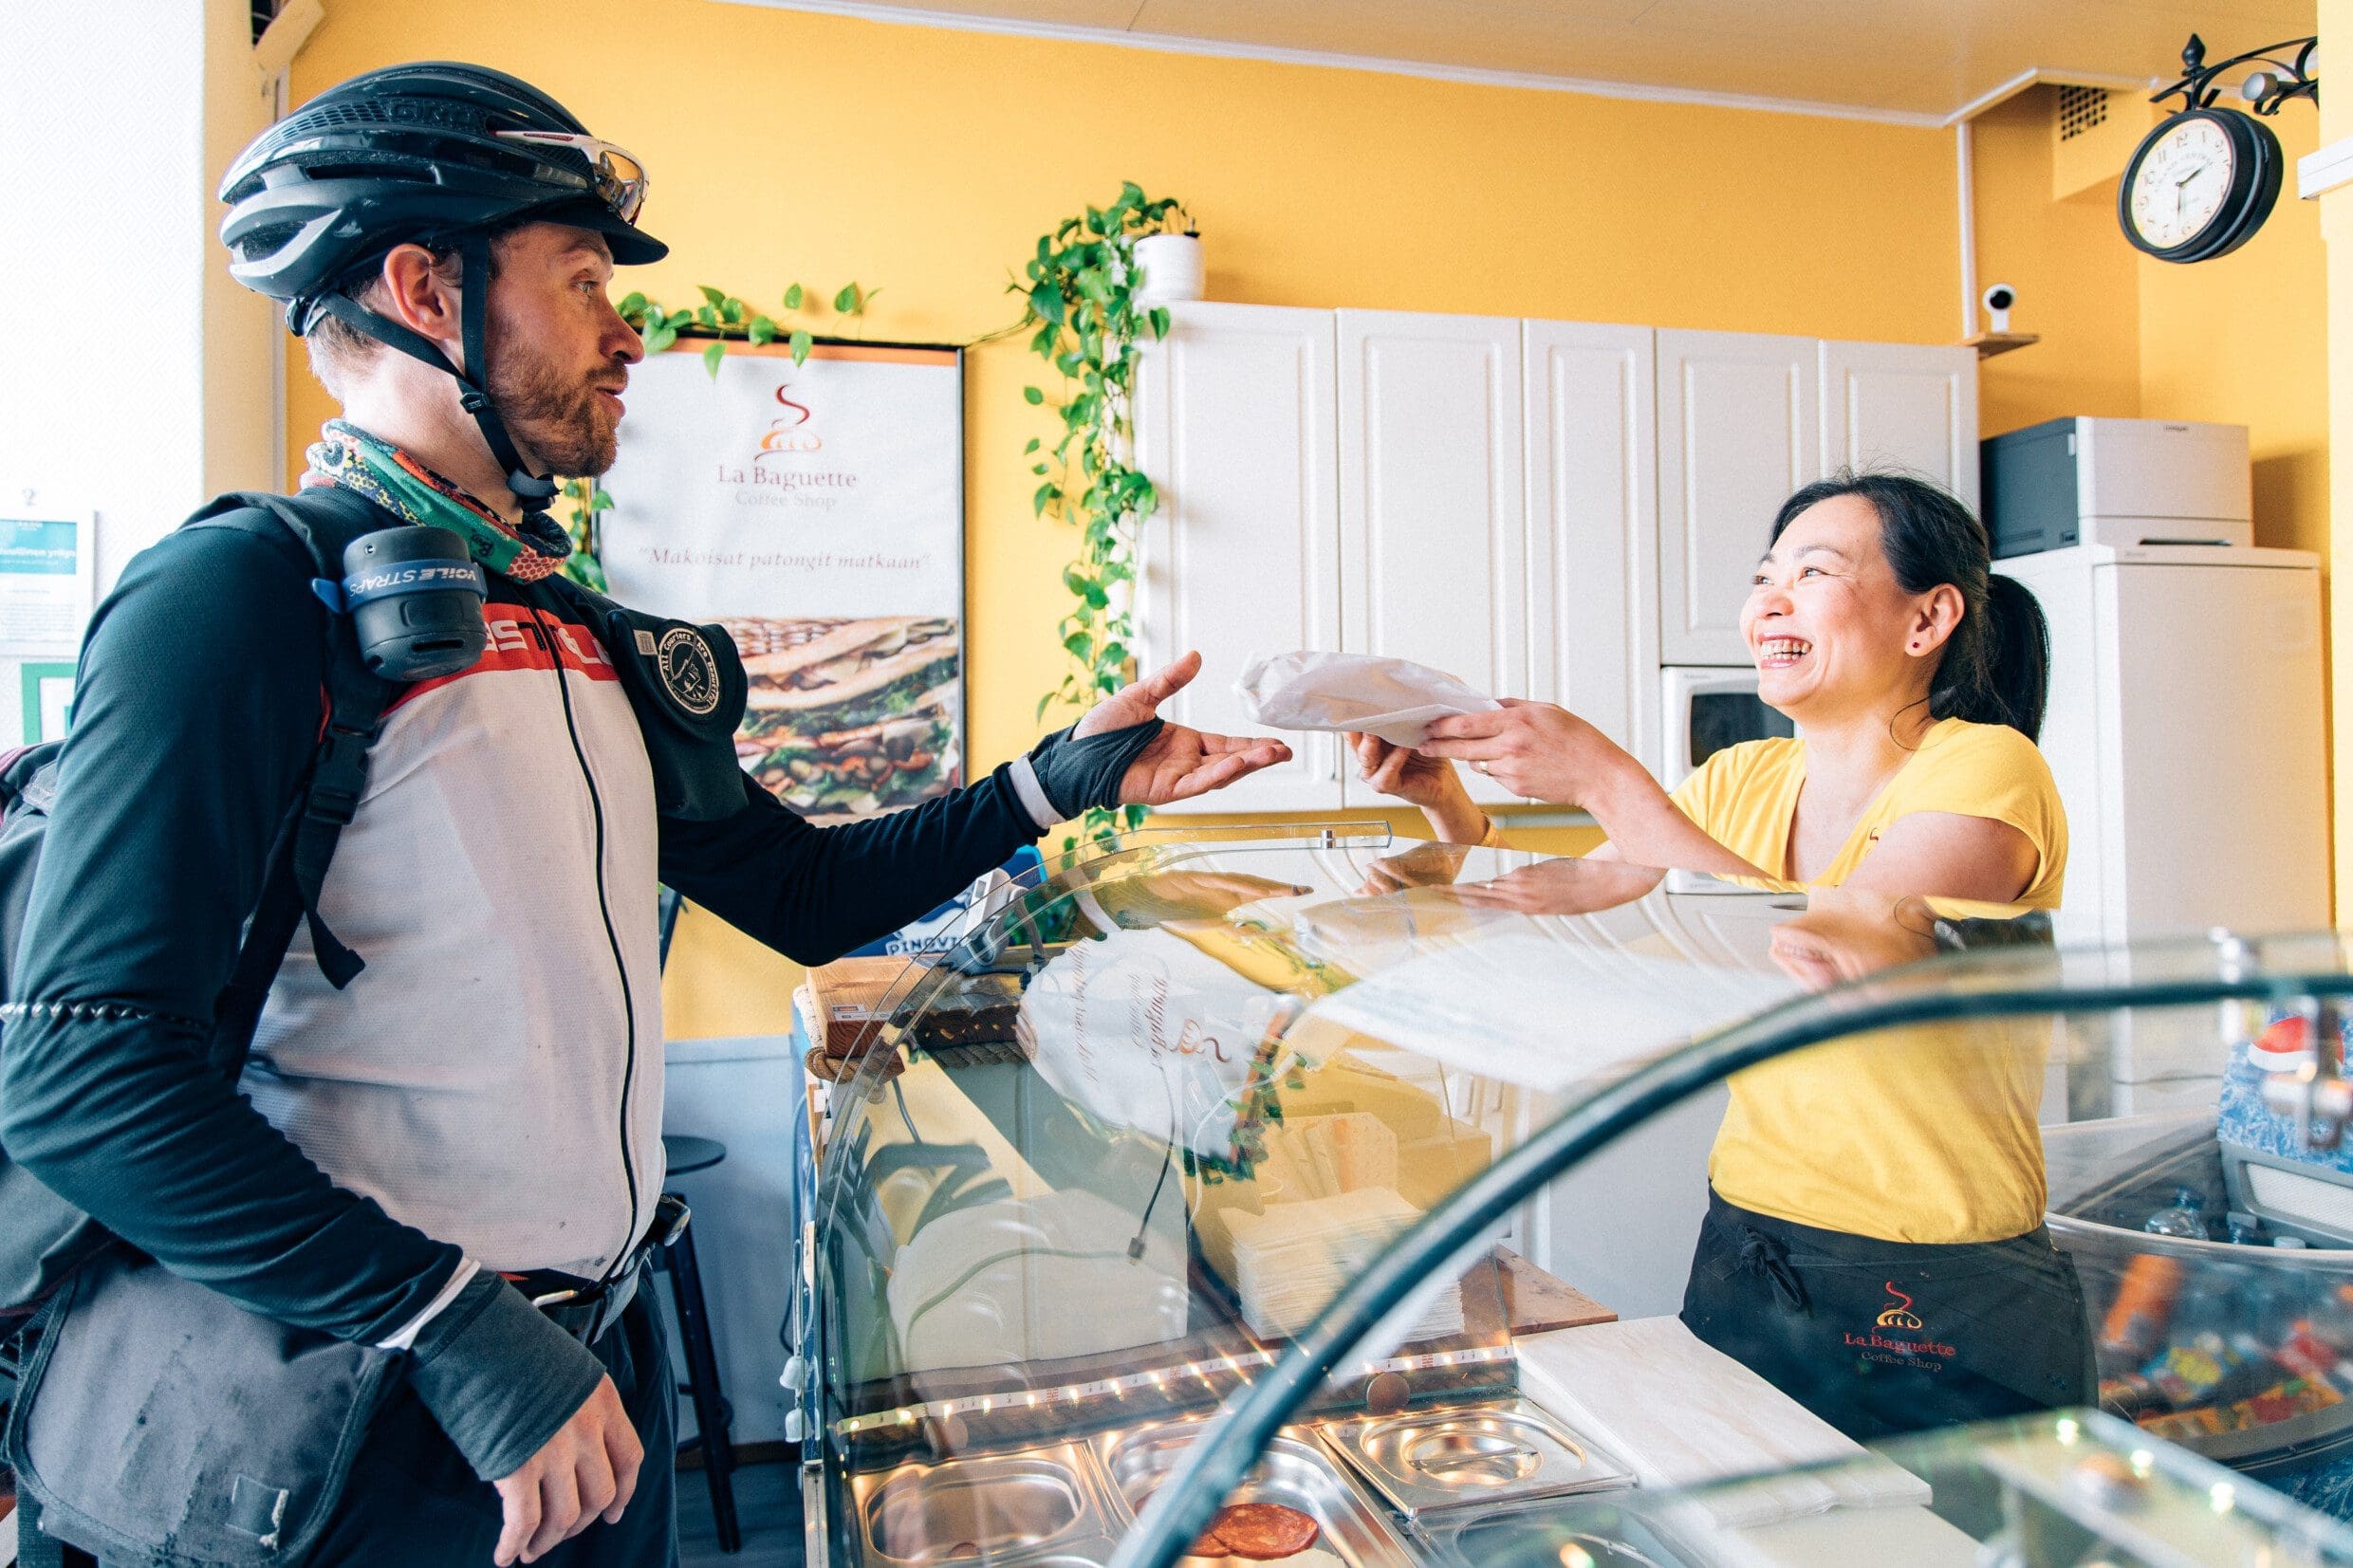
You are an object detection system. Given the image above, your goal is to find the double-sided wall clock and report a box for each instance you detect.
[2119,33,2316,264]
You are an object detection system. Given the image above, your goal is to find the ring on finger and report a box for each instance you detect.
[1473,760,1491,776]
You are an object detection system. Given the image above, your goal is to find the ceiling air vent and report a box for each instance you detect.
[2058,84,2110,140]
[2050,84,2146,200]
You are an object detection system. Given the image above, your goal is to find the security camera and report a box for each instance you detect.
[1981,283,2016,336]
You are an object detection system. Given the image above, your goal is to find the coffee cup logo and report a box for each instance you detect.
[756,381,822,459]
[1876,1282,1924,1331]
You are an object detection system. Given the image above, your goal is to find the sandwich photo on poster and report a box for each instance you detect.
[721,614,958,818]
[599,341,965,821]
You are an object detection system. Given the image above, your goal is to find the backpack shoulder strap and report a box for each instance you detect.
[188,487,404,998]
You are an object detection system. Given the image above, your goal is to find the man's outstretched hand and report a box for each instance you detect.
[1073,652,1292,806]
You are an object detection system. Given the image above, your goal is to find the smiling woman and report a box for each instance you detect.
[1347,469,2084,1440]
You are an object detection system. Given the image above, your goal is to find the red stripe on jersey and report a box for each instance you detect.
[392,610,619,710]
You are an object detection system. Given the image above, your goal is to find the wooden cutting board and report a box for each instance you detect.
[1498,1246,1616,1335]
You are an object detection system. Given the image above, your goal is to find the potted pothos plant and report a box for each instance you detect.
[1133,215,1204,304]
[1014,182,1192,851]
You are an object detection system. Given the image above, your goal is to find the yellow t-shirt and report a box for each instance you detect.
[1669,718,2067,1243]
[1668,718,2066,905]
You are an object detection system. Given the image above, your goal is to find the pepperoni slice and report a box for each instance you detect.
[1209,1503,1320,1560]
[1184,1522,1232,1559]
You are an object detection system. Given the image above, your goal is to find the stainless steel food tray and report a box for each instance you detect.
[853,1440,1124,1565]
[1319,1397,1634,1519]
[1094,1418,1419,1567]
[1417,1499,1690,1568]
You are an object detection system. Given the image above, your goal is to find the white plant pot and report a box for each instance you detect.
[1135,232,1205,304]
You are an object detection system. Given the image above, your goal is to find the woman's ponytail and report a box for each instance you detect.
[1769,471,2051,743]
[1972,574,2049,742]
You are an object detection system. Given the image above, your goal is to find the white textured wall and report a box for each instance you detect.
[2,0,278,597]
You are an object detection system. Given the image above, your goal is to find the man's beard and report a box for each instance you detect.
[489,343,620,478]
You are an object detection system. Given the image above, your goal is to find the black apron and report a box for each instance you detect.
[1681,1190,2097,1444]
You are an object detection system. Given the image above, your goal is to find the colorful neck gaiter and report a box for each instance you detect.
[303,420,574,583]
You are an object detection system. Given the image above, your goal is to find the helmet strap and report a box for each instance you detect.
[304,231,561,517]
[452,231,561,515]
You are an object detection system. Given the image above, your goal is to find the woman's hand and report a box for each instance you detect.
[1345,731,1486,844]
[1417,700,1638,807]
[1420,701,1772,879]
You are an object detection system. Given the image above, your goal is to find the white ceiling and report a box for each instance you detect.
[728,0,2318,123]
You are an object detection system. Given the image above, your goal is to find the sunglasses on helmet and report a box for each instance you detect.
[494,130,649,226]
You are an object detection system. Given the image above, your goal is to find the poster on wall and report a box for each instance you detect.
[0,508,93,656]
[600,341,964,821]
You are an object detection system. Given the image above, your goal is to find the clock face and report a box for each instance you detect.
[2118,107,2284,264]
[2127,117,2236,250]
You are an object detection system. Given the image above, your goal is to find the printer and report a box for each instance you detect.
[1980,416,2251,559]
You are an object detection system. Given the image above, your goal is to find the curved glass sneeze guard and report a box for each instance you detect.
[805,825,2353,1568]
[1117,921,2353,1568]
[814,828,1538,1447]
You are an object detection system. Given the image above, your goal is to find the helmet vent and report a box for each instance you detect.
[301,101,394,128]
[235,223,303,259]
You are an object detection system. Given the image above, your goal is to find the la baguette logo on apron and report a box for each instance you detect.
[1843,1282,1958,1368]
[1877,1282,1923,1330]
[635,625,723,717]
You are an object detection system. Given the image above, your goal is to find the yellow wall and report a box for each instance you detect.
[2325,0,2353,908]
[289,2,2335,1030]
[1972,90,2146,437]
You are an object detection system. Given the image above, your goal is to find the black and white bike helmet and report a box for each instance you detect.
[219,62,668,513]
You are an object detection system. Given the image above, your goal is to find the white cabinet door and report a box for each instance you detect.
[1523,320,1655,764]
[1657,330,1820,666]
[1133,302,1343,814]
[1338,310,1528,806]
[1819,340,1980,508]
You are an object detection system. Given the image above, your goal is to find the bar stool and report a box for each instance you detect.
[659,1133,741,1555]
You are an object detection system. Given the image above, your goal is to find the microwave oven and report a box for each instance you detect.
[1660,666,1793,793]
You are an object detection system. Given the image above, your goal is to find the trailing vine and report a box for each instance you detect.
[556,280,876,589]
[1013,181,1191,848]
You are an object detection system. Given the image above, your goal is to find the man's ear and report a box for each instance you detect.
[375,243,465,366]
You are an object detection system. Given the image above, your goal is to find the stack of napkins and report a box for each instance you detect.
[1251,1112,1399,1205]
[1236,651,1500,747]
[1217,1188,1463,1342]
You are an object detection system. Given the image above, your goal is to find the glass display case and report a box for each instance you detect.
[787,824,2353,1567]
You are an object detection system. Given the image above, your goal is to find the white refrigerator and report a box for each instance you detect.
[1997,543,2328,950]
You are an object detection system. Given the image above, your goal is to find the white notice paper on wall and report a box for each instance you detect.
[0,512,93,655]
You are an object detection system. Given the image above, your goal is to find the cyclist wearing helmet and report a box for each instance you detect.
[1,62,1287,1568]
